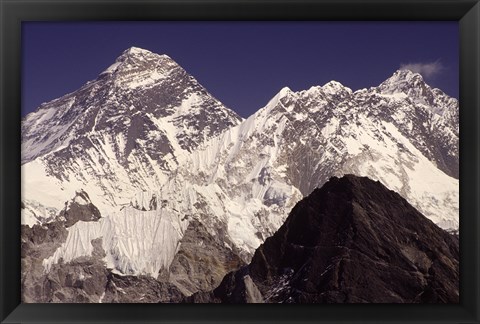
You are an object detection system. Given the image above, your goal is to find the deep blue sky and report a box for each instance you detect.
[22,22,458,118]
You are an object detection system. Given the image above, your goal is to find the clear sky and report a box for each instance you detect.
[22,21,458,118]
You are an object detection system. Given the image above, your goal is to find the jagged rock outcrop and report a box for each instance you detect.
[58,190,102,227]
[166,219,245,296]
[187,175,459,303]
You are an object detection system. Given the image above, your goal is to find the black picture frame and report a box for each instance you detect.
[1,0,479,323]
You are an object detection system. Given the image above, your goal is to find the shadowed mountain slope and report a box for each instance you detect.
[187,175,459,303]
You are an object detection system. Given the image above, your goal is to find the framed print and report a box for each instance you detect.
[1,0,479,323]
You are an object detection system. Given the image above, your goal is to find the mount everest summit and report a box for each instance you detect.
[21,47,459,302]
[22,47,242,221]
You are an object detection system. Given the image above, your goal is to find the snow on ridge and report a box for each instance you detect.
[72,190,91,206]
[278,86,292,97]
[378,69,425,94]
[119,46,172,60]
[321,80,352,95]
[123,46,154,55]
[21,199,58,227]
[395,68,424,80]
[339,119,459,230]
[100,48,173,78]
[100,61,122,75]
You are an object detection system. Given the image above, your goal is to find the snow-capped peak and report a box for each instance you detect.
[100,47,177,78]
[123,46,154,56]
[394,68,423,80]
[321,80,352,96]
[258,86,295,115]
[277,86,293,97]
[118,47,172,62]
[378,69,426,94]
[263,86,293,106]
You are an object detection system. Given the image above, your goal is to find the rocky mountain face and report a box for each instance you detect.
[187,175,459,303]
[21,47,459,303]
[165,219,246,296]
[376,70,459,177]
[21,47,242,221]
[22,221,68,302]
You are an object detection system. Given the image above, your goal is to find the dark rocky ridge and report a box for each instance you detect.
[187,175,459,303]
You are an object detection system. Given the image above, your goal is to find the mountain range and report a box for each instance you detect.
[21,47,459,303]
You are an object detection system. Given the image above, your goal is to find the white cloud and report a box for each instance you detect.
[399,61,444,78]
